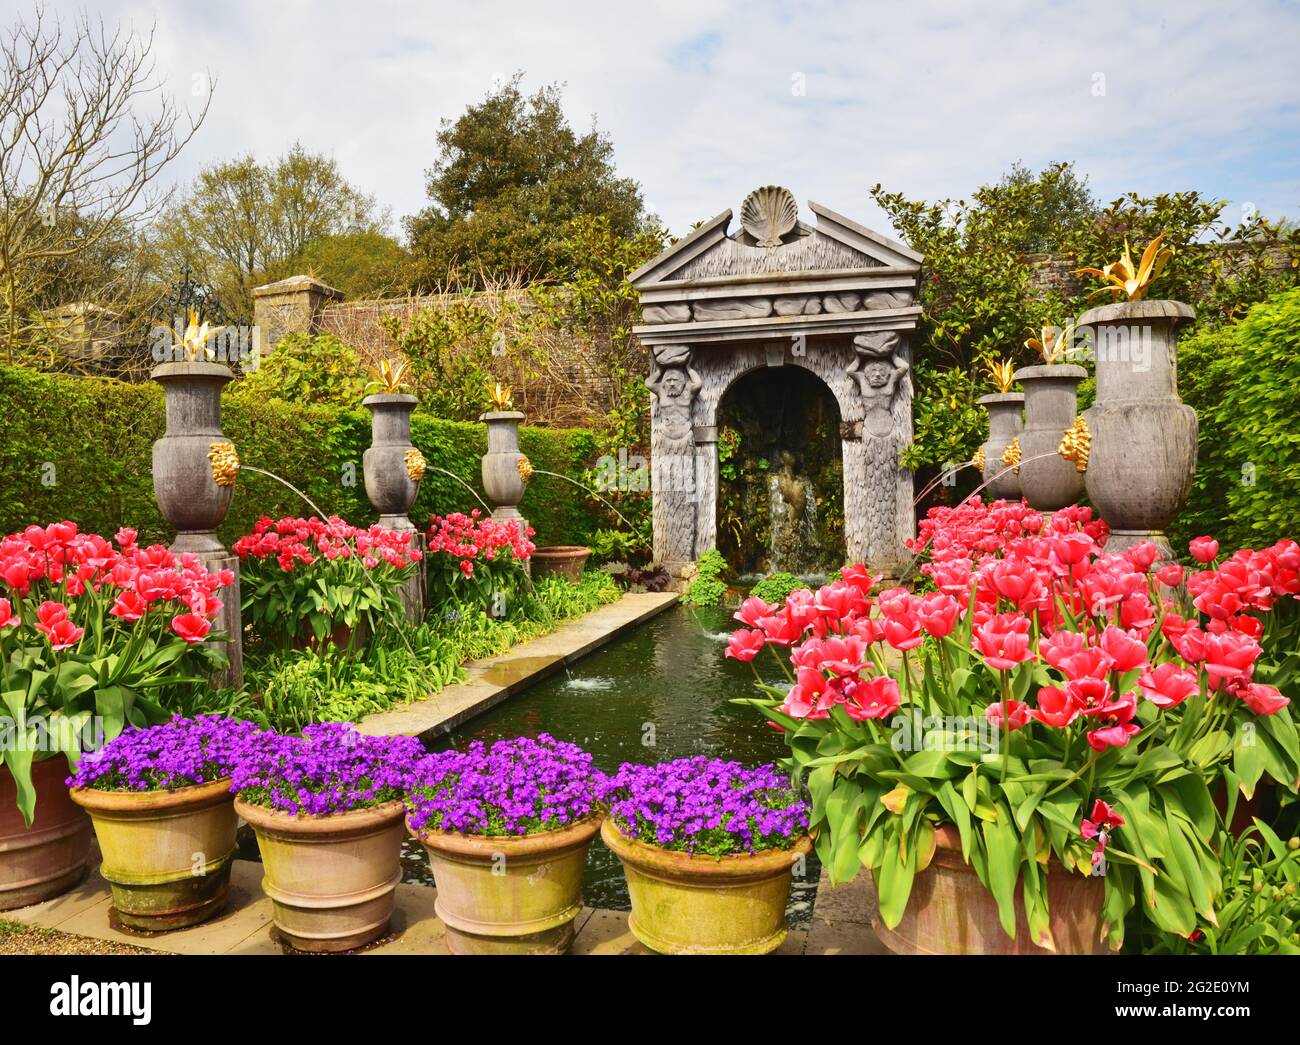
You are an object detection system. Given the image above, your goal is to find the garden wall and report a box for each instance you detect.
[0,365,602,548]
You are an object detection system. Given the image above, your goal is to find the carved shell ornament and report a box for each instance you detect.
[740,186,799,248]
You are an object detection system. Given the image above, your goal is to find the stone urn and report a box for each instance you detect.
[976,392,1024,500]
[1011,364,1087,512]
[151,361,235,555]
[362,394,420,531]
[1080,300,1198,557]
[480,410,530,525]
[151,360,242,686]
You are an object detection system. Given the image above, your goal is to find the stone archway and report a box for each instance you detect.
[633,186,924,580]
[715,362,844,575]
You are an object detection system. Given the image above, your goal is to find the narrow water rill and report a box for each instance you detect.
[716,367,844,576]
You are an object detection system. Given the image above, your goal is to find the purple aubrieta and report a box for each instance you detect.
[67,715,267,792]
[405,733,603,836]
[231,721,425,816]
[597,756,810,857]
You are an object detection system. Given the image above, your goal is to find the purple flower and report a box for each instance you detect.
[67,715,267,791]
[405,733,602,836]
[597,757,809,857]
[231,721,424,816]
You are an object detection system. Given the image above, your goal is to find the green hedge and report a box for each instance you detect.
[1173,288,1300,552]
[0,365,602,546]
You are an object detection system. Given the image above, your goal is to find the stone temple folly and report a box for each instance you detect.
[632,186,923,580]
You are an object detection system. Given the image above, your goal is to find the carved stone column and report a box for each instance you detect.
[693,424,719,555]
[648,344,701,574]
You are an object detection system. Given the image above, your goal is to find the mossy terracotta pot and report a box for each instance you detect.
[601,819,811,954]
[413,816,600,954]
[70,777,237,931]
[0,757,91,911]
[235,797,405,953]
[871,824,1107,954]
[531,546,592,582]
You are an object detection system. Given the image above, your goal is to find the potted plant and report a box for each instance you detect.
[1075,236,1197,557]
[234,514,421,650]
[424,510,534,613]
[231,722,424,952]
[68,715,263,930]
[736,502,1299,952]
[0,523,230,910]
[598,756,812,954]
[975,359,1023,499]
[406,734,603,954]
[1012,322,1086,511]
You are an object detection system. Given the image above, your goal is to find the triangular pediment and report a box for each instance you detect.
[631,189,922,289]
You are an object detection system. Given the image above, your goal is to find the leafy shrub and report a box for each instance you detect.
[233,332,368,407]
[749,571,804,605]
[683,549,729,607]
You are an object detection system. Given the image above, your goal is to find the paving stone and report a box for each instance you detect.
[805,866,889,954]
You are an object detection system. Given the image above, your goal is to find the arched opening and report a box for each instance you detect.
[715,365,844,577]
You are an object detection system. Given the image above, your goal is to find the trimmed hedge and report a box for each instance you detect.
[0,365,602,546]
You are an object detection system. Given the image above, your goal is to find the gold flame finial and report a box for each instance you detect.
[488,381,514,411]
[1058,416,1091,473]
[1074,234,1174,303]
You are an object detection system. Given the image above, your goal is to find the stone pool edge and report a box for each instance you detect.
[356,591,681,742]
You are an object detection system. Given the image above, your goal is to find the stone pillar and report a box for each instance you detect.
[251,275,344,351]
[693,425,719,555]
[648,344,701,575]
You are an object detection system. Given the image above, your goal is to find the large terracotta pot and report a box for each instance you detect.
[531,546,591,582]
[1080,299,1197,558]
[1012,364,1087,511]
[977,392,1024,499]
[362,393,420,531]
[0,757,91,911]
[235,797,405,952]
[70,778,237,930]
[601,819,811,954]
[871,824,1107,954]
[413,816,600,954]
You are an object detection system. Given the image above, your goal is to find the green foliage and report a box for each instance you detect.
[298,230,410,299]
[748,572,804,605]
[900,364,986,471]
[233,332,368,408]
[404,74,647,288]
[0,364,602,549]
[683,549,729,607]
[1173,288,1300,551]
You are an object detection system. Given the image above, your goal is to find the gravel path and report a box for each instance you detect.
[0,918,170,956]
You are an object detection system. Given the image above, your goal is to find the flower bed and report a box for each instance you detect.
[425,510,535,611]
[234,515,421,647]
[735,499,1299,950]
[67,715,263,792]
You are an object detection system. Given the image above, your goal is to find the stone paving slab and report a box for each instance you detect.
[357,591,679,741]
[10,858,843,956]
[803,865,888,955]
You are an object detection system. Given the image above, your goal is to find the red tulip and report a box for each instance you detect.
[1201,631,1261,683]
[1123,541,1160,572]
[918,592,959,638]
[1039,630,1086,672]
[171,613,211,645]
[1137,663,1198,708]
[40,617,84,651]
[1029,686,1079,728]
[1085,696,1140,750]
[985,699,1030,731]
[1156,562,1184,587]
[1099,625,1148,673]
[724,628,765,663]
[109,590,148,622]
[0,597,16,630]
[734,596,776,628]
[1189,536,1220,564]
[843,675,901,721]
[972,613,1034,671]
[1238,682,1290,716]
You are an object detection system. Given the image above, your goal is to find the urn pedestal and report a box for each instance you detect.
[362,394,425,622]
[1079,300,1197,558]
[976,393,1024,500]
[480,410,531,534]
[150,361,242,688]
[1011,364,1086,512]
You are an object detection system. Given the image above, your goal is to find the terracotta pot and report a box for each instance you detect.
[290,618,368,653]
[235,797,405,952]
[362,394,420,531]
[1079,299,1197,558]
[70,777,236,930]
[601,818,811,954]
[1011,364,1087,511]
[0,757,92,911]
[532,546,592,582]
[412,816,600,954]
[977,392,1024,499]
[871,824,1107,954]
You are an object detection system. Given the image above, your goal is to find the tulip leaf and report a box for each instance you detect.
[982,809,1021,939]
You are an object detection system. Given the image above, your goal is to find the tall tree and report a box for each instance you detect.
[405,73,647,289]
[153,143,383,315]
[0,5,208,365]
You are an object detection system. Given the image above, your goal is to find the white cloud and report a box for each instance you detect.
[46,0,1300,239]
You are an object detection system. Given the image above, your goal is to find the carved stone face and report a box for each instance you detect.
[864,361,891,388]
[661,369,686,398]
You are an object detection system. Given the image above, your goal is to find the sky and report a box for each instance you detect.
[11,0,1300,240]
